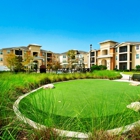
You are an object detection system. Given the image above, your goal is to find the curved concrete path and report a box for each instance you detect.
[13,75,140,139]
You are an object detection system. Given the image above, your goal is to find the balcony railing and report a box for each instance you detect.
[97,54,113,58]
[119,49,127,53]
[119,58,127,61]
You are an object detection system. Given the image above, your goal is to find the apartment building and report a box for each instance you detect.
[1,40,139,71]
[89,40,140,70]
[59,50,89,69]
[0,44,54,70]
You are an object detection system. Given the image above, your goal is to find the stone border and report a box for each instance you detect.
[13,80,140,139]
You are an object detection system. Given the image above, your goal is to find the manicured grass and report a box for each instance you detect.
[122,71,140,75]
[19,79,140,132]
[0,71,121,138]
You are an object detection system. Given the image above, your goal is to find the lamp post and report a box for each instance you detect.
[90,44,92,69]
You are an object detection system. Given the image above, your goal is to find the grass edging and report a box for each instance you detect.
[13,81,140,139]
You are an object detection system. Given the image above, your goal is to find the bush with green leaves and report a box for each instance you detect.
[91,65,107,72]
[136,65,140,71]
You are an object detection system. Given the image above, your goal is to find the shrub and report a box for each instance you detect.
[91,65,100,71]
[91,65,107,72]
[136,65,140,71]
[98,65,107,70]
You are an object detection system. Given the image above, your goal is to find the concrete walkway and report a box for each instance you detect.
[114,73,140,84]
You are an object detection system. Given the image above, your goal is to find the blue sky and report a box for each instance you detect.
[0,0,140,53]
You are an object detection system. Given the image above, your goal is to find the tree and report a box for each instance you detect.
[52,61,62,73]
[6,53,17,71]
[6,52,33,72]
[6,53,24,72]
[22,53,33,72]
[49,54,62,73]
[67,50,78,71]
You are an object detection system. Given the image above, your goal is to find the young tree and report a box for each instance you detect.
[6,53,24,72]
[22,53,33,72]
[67,50,78,71]
[47,54,62,73]
[6,52,33,72]
[6,53,17,71]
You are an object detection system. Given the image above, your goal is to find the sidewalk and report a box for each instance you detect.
[114,73,140,83]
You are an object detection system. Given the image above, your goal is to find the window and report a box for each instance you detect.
[33,52,38,57]
[136,54,139,59]
[15,50,22,55]
[116,48,117,52]
[42,52,45,56]
[0,51,3,55]
[7,50,10,54]
[116,56,117,60]
[80,54,83,58]
[136,45,139,50]
[63,55,66,58]
[0,58,3,61]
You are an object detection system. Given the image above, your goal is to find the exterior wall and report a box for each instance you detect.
[83,53,89,68]
[110,48,115,70]
[59,54,68,63]
[0,50,3,66]
[115,48,118,69]
[132,45,140,69]
[28,45,41,52]
[100,41,117,49]
[98,57,111,70]
[95,41,117,70]
[28,45,41,57]
[2,49,10,66]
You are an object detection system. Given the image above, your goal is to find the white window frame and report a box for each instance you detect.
[136,45,139,50]
[136,54,139,59]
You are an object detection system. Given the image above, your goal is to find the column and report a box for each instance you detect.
[117,47,119,70]
[107,60,110,70]
[127,44,130,70]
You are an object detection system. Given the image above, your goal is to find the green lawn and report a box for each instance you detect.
[122,71,140,75]
[19,79,140,132]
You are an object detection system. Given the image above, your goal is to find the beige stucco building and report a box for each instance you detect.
[0,44,54,71]
[89,40,140,70]
[0,40,140,71]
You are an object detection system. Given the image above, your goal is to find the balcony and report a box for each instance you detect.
[119,58,127,61]
[90,52,95,56]
[119,46,127,53]
[97,54,113,59]
[47,53,52,58]
[119,54,127,61]
[91,61,95,63]
[34,56,44,60]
